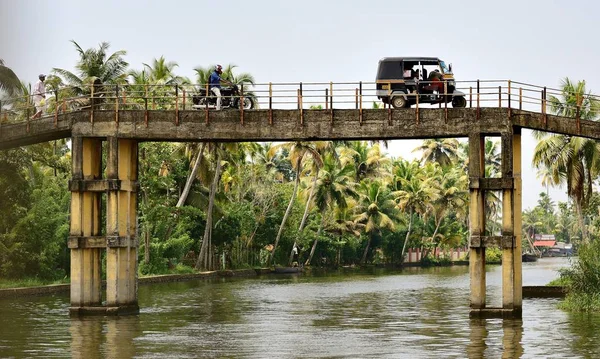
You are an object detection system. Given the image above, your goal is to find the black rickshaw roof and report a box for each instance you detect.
[379,57,442,63]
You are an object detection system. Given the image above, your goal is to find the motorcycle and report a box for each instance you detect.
[192,84,256,110]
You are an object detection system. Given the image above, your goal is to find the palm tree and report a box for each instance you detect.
[0,59,21,95]
[304,153,356,266]
[428,165,468,254]
[532,78,600,244]
[413,138,459,168]
[267,142,322,265]
[354,180,398,265]
[53,40,129,96]
[196,143,224,271]
[143,56,186,85]
[392,160,439,261]
[339,141,390,182]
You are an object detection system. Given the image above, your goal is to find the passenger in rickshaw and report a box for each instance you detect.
[426,69,444,94]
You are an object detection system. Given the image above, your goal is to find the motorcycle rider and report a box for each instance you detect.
[209,64,233,110]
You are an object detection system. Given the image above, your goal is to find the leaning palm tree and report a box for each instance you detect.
[532,78,600,244]
[0,59,21,96]
[267,142,322,266]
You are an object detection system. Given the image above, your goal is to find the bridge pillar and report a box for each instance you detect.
[469,130,522,318]
[69,137,139,316]
[105,138,139,314]
[468,134,486,310]
[69,137,103,312]
[501,130,522,313]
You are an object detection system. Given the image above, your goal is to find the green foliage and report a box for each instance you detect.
[0,172,70,280]
[547,277,570,287]
[558,240,600,312]
[485,247,503,263]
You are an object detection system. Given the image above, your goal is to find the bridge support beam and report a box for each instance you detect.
[69,137,139,316]
[468,134,486,310]
[469,129,522,319]
[105,138,139,314]
[69,137,103,312]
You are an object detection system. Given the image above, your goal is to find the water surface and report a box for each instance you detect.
[1,257,598,358]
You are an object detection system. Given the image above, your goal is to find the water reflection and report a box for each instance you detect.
[69,316,140,359]
[467,318,523,359]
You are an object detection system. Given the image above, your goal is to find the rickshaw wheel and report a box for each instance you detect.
[391,96,407,109]
[452,96,467,108]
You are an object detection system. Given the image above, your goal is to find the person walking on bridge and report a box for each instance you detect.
[31,74,46,119]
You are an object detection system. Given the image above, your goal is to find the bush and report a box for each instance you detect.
[558,240,600,312]
[485,247,503,263]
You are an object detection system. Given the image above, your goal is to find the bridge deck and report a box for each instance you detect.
[0,108,598,149]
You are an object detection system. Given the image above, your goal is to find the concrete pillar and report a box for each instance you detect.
[469,133,486,309]
[70,137,103,311]
[105,138,139,314]
[512,130,523,310]
[498,130,522,314]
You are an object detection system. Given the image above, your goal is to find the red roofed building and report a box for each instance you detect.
[533,234,556,248]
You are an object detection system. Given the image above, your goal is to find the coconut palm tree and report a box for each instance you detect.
[354,180,398,264]
[0,59,21,96]
[339,141,390,182]
[143,56,186,85]
[532,78,600,244]
[427,164,468,255]
[304,153,356,266]
[267,142,322,265]
[413,138,459,168]
[392,160,439,261]
[52,40,129,96]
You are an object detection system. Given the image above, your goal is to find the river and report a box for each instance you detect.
[1,257,600,358]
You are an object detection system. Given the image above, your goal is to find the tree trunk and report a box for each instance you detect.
[305,213,325,266]
[196,145,222,271]
[269,157,302,266]
[400,208,414,263]
[177,142,206,207]
[424,217,442,260]
[574,198,589,244]
[289,169,319,265]
[361,232,373,265]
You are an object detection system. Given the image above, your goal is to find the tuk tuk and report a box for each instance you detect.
[375,57,467,108]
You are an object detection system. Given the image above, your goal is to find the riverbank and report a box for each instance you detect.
[0,268,262,299]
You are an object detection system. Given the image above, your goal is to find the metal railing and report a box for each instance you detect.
[0,80,596,130]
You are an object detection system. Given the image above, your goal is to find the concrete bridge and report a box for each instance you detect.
[1,80,599,318]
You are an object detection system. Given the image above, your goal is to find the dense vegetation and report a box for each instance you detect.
[1,43,599,303]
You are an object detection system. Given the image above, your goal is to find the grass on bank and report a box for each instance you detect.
[0,277,69,289]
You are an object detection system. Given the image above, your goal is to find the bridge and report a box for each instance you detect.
[1,79,599,318]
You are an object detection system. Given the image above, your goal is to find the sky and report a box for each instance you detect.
[2,0,599,209]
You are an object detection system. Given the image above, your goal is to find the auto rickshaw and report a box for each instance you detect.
[375,57,467,108]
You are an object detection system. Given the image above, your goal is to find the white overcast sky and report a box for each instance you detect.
[2,0,599,209]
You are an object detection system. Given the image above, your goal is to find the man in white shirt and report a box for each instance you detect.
[31,74,46,119]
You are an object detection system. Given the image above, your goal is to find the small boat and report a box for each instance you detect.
[272,266,303,274]
[522,253,539,262]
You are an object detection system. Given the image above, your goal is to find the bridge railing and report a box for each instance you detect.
[0,80,597,129]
